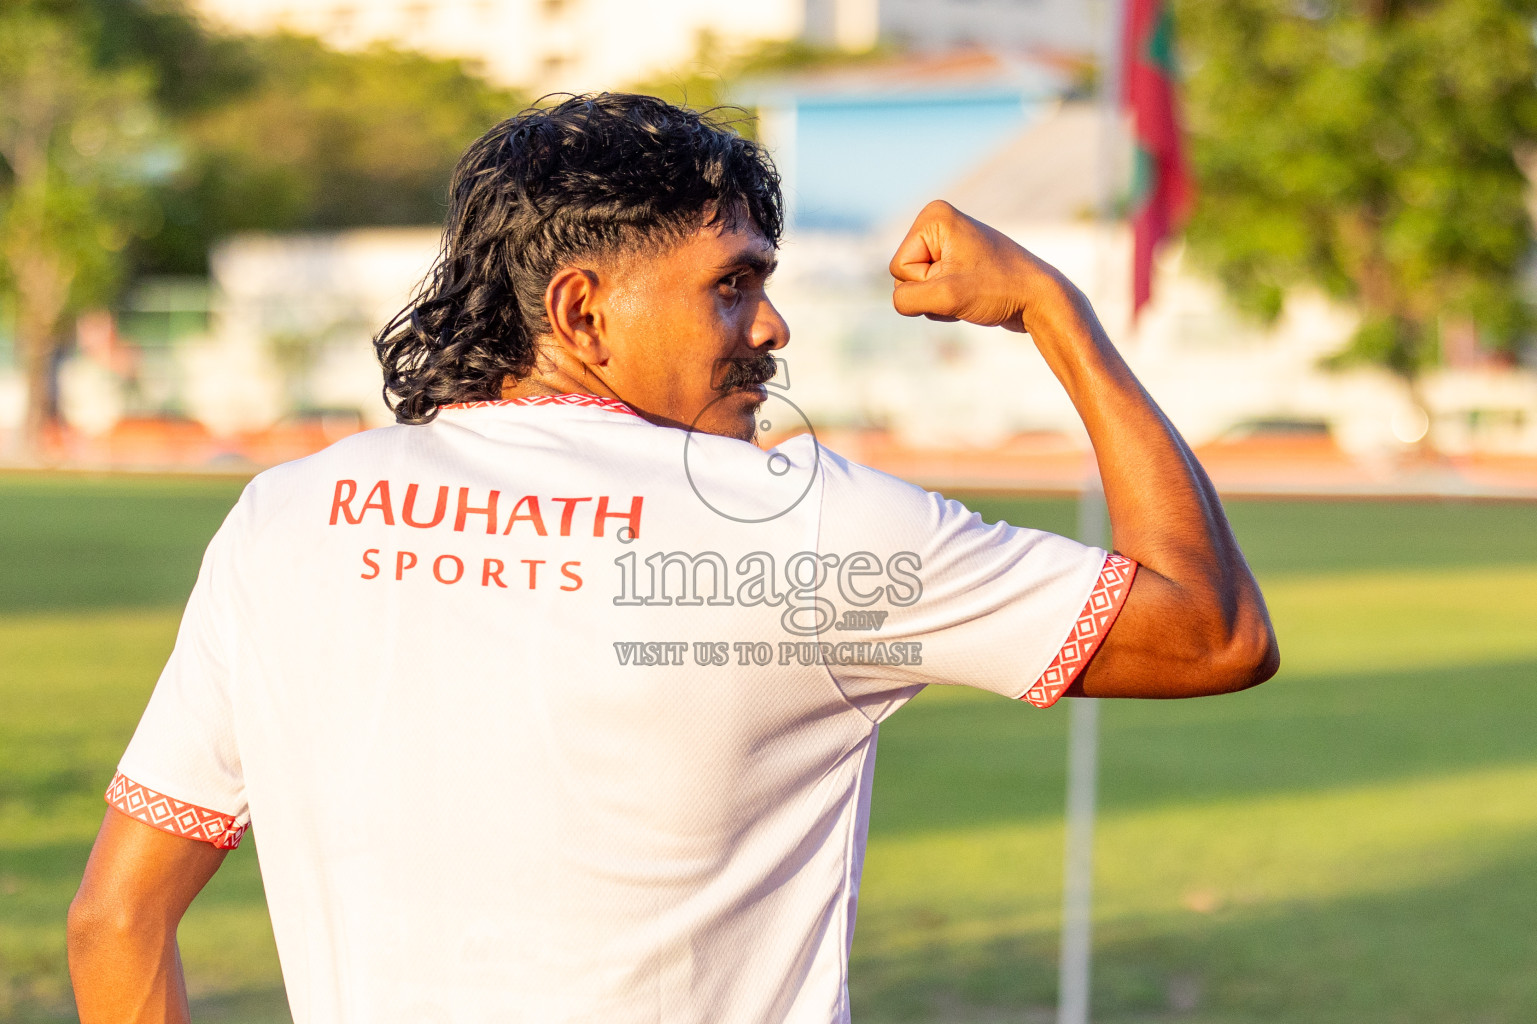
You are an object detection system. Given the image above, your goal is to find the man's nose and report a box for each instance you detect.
[751,297,790,351]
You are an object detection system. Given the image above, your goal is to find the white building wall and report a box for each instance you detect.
[191,0,809,92]
[190,228,443,434]
[161,222,1537,458]
[767,219,1537,459]
[189,0,1098,94]
[878,0,1097,54]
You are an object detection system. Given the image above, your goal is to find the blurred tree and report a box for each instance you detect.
[628,31,891,128]
[27,1,524,275]
[143,34,526,274]
[1176,0,1537,410]
[0,8,159,454]
[35,0,260,115]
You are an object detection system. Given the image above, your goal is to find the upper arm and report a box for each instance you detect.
[814,449,1122,714]
[111,502,252,848]
[1068,563,1280,699]
[71,499,253,933]
[70,807,228,933]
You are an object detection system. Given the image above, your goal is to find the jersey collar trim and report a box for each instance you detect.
[440,394,640,418]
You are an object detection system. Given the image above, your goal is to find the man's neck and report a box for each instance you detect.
[499,347,612,402]
[499,376,586,400]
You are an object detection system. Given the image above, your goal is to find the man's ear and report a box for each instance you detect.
[543,266,610,367]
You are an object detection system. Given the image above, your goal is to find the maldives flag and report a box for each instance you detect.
[1121,0,1193,319]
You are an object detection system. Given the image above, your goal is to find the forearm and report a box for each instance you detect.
[886,199,1277,694]
[1025,284,1233,575]
[67,911,193,1023]
[1023,279,1276,686]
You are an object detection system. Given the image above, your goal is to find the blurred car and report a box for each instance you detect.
[102,413,222,468]
[235,408,366,466]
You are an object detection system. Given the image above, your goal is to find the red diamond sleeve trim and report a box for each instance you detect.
[105,772,247,850]
[1021,553,1139,709]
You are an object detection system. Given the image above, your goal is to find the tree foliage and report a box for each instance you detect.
[0,7,159,448]
[1175,0,1537,378]
[24,1,525,274]
[143,33,526,274]
[34,0,260,115]
[0,0,526,449]
[627,32,892,127]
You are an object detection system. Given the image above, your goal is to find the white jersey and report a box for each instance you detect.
[109,394,1136,1024]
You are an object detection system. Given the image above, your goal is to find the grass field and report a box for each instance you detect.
[2,473,1536,1022]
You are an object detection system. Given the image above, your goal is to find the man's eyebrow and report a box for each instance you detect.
[716,249,778,277]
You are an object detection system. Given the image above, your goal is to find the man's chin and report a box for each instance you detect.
[701,389,765,442]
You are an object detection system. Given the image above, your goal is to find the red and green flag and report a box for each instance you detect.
[1121,0,1193,319]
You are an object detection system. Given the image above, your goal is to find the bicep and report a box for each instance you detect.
[1068,564,1238,699]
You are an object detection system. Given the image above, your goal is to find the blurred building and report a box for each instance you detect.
[744,50,1072,231]
[0,231,436,466]
[187,0,1097,92]
[7,34,1535,487]
[730,56,1537,474]
[185,229,439,435]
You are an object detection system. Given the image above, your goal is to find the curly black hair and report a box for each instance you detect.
[374,93,785,424]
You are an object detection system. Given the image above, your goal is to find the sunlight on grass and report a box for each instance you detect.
[854,762,1537,1023]
[850,559,1537,1022]
[1092,761,1537,917]
[5,480,1537,1023]
[1263,565,1537,676]
[0,609,285,1022]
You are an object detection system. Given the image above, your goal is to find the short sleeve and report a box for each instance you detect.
[108,503,250,849]
[813,446,1137,718]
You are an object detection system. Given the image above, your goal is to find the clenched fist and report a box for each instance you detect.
[889,200,1072,335]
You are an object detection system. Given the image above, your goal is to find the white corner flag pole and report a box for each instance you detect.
[1058,479,1106,1024]
[1058,1,1123,1022]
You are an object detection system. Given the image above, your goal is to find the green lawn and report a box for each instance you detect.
[2,473,1535,1022]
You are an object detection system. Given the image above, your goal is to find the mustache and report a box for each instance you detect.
[712,354,778,394]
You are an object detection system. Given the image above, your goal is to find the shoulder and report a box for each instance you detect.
[803,436,961,533]
[805,438,1086,565]
[234,422,422,533]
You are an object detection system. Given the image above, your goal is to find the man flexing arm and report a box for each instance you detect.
[890,200,1280,697]
[65,193,1278,1024]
